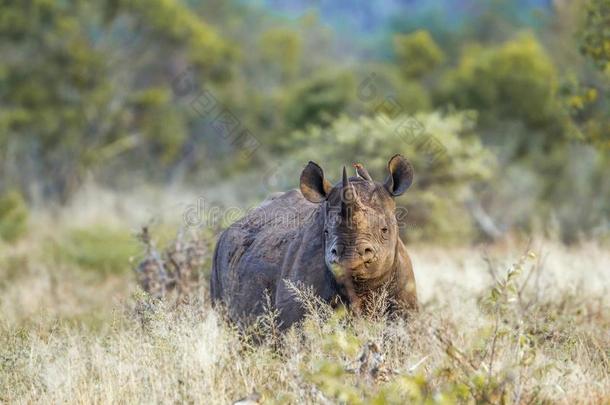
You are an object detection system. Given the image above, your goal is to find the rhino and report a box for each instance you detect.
[210,155,418,329]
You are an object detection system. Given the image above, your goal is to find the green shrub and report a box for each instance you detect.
[394,30,445,80]
[0,191,28,243]
[54,225,138,276]
[578,0,610,73]
[260,27,302,81]
[437,33,558,128]
[355,64,432,115]
[283,70,355,131]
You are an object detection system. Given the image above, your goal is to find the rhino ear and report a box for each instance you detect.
[300,161,332,203]
[384,154,414,197]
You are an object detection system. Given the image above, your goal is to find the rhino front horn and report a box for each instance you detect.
[341,166,357,220]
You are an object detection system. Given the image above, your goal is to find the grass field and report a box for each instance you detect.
[1,188,608,404]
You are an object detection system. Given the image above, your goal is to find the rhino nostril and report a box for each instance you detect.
[331,248,337,256]
[360,246,375,263]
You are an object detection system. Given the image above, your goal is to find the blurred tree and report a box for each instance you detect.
[107,0,233,79]
[282,70,355,133]
[260,27,302,82]
[573,0,610,149]
[578,0,610,74]
[355,64,432,115]
[394,30,444,80]
[0,0,233,202]
[437,33,559,131]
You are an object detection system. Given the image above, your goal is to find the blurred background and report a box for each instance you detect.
[0,0,609,248]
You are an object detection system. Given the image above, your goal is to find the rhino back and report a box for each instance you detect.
[210,189,319,322]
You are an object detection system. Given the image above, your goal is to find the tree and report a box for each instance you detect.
[437,33,559,130]
[394,30,444,80]
[282,70,355,133]
[0,0,233,202]
[575,0,610,149]
[260,27,302,82]
[578,0,610,73]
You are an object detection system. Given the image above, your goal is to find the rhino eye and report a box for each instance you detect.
[324,229,329,237]
[381,227,389,234]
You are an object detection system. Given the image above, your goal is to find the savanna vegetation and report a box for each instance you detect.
[0,0,608,403]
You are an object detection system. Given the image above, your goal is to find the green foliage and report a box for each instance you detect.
[0,191,28,243]
[357,64,432,114]
[52,225,138,276]
[123,87,189,164]
[571,0,610,150]
[0,0,232,201]
[277,111,494,242]
[578,0,610,73]
[438,33,559,128]
[393,80,432,114]
[260,27,302,81]
[113,0,234,76]
[394,30,445,80]
[0,0,607,242]
[428,31,607,241]
[283,70,355,131]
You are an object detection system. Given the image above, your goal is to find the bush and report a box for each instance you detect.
[394,30,445,80]
[578,0,610,73]
[0,190,28,243]
[283,70,355,131]
[260,27,302,81]
[437,33,558,128]
[355,64,432,115]
[52,225,139,276]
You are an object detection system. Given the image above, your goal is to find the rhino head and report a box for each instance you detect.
[299,154,414,283]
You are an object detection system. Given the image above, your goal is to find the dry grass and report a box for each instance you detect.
[0,189,608,404]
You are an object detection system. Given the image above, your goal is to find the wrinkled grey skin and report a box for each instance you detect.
[211,155,418,329]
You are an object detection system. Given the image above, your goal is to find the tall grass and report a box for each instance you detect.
[0,189,608,404]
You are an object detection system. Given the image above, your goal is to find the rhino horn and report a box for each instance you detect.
[341,166,359,220]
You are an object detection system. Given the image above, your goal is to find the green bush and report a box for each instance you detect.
[578,0,610,73]
[260,27,302,81]
[394,30,445,80]
[53,225,139,276]
[437,33,558,128]
[0,0,234,201]
[0,191,28,243]
[355,64,432,115]
[283,70,355,131]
